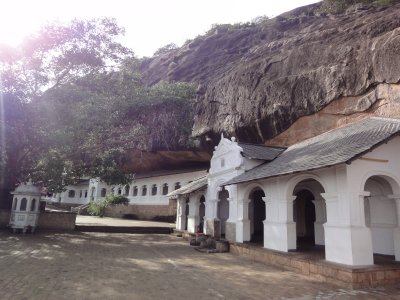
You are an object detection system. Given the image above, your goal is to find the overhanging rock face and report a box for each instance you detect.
[122,149,210,173]
[142,3,400,146]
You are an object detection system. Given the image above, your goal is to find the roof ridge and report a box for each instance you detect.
[238,142,286,149]
[288,116,393,149]
[370,116,400,123]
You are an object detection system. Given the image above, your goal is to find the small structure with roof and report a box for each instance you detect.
[9,180,42,233]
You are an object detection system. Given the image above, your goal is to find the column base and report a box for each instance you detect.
[324,223,373,266]
[225,221,236,242]
[236,219,250,243]
[394,227,400,261]
[176,215,186,231]
[187,216,200,233]
[205,218,221,239]
[264,221,296,252]
[314,221,325,246]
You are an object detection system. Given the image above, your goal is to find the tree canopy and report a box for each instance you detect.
[0,18,195,207]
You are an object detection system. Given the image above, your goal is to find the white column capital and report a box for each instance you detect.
[388,194,400,200]
[189,197,200,205]
[227,197,236,202]
[321,193,339,203]
[261,196,270,204]
[359,191,371,197]
[238,198,250,204]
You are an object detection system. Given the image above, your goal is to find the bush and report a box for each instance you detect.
[319,0,400,14]
[87,194,129,217]
[107,194,129,205]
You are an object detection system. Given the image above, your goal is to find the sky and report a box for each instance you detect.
[0,0,319,58]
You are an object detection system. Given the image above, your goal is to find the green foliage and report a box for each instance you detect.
[107,194,129,206]
[153,43,178,56]
[0,18,132,101]
[87,193,129,217]
[319,0,400,14]
[0,18,196,202]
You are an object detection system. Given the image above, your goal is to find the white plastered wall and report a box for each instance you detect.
[232,136,400,266]
[345,136,400,262]
[204,136,263,236]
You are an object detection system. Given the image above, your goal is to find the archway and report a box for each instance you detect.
[292,179,326,251]
[249,189,265,243]
[217,187,229,236]
[364,175,399,262]
[199,196,205,233]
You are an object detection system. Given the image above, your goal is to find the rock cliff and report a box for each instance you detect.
[141,2,400,147]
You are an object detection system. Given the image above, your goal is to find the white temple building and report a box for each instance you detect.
[172,117,400,267]
[49,169,207,219]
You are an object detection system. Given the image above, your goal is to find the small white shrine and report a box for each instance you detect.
[9,180,42,233]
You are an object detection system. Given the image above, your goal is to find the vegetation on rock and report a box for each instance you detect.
[319,0,400,14]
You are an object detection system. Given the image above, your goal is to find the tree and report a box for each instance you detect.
[0,18,196,209]
[0,18,132,101]
[0,18,133,207]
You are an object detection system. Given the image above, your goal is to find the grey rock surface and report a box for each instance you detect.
[141,3,400,145]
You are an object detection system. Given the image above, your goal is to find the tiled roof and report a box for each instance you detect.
[73,179,90,186]
[225,117,400,185]
[167,175,208,198]
[239,143,285,161]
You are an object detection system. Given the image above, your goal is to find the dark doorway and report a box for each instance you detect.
[199,196,205,233]
[184,199,189,231]
[294,190,316,247]
[217,188,229,236]
[250,189,265,243]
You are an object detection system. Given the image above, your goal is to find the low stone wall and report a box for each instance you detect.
[0,209,10,228]
[38,211,77,231]
[230,243,400,288]
[104,199,177,221]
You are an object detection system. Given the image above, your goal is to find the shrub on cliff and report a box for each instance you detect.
[320,0,400,14]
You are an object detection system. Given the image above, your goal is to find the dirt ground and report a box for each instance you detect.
[0,231,399,300]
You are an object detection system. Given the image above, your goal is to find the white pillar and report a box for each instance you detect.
[263,196,296,252]
[236,198,251,243]
[323,192,373,266]
[187,198,200,233]
[389,196,400,261]
[204,198,218,236]
[176,198,186,231]
[313,197,326,246]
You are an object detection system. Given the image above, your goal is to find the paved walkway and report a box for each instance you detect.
[76,215,175,228]
[0,231,399,300]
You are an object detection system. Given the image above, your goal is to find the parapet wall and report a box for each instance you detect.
[105,199,177,222]
[0,209,76,231]
[38,211,77,231]
[230,243,400,288]
[0,209,10,228]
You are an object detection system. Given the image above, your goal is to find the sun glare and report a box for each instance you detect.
[0,0,320,56]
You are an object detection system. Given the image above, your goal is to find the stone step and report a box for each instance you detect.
[75,225,172,234]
